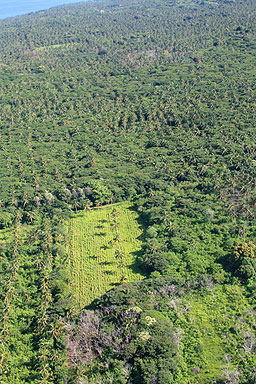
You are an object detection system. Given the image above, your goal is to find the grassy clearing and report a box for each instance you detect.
[67,201,145,308]
[187,296,225,381]
[36,43,67,50]
[181,284,255,382]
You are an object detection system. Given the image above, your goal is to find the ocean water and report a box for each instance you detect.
[0,0,87,19]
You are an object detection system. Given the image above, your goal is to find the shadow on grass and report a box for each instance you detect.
[128,250,148,277]
[100,261,113,266]
[109,281,120,287]
[100,245,110,250]
[96,224,104,229]
[104,270,114,275]
[126,203,149,278]
[95,232,106,237]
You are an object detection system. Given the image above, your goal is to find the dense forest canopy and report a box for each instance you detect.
[0,0,255,383]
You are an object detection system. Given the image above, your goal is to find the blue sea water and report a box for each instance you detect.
[0,0,87,19]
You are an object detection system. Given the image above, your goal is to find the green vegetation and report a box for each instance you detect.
[68,278,256,384]
[179,285,254,382]
[68,202,145,307]
[0,0,255,382]
[0,227,12,242]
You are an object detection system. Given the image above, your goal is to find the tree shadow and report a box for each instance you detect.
[126,203,149,277]
[109,282,120,287]
[95,232,106,236]
[103,270,114,275]
[100,261,113,266]
[128,250,148,277]
[100,244,110,250]
[127,203,148,243]
[216,253,233,276]
[96,224,104,229]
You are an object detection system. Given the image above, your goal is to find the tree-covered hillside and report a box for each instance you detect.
[0,0,255,383]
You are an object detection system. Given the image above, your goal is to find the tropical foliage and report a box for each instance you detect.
[0,0,255,382]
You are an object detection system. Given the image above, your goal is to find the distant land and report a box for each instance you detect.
[0,0,86,19]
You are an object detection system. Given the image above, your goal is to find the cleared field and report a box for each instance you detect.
[67,202,145,307]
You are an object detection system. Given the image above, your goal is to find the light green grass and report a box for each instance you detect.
[181,284,255,382]
[187,297,225,381]
[36,43,67,51]
[0,227,12,242]
[67,201,145,308]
